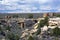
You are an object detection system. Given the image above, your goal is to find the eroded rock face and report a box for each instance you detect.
[25,20,35,27]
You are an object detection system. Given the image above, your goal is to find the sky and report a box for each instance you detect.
[0,0,60,13]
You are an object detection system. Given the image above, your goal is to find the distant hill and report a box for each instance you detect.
[0,13,60,18]
[0,13,43,19]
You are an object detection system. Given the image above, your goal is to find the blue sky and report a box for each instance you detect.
[0,0,60,13]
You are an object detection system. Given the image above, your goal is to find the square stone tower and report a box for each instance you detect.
[43,13,54,17]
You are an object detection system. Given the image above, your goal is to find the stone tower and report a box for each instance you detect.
[43,13,48,17]
[43,13,54,17]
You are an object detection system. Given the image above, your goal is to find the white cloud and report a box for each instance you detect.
[39,5,52,10]
[38,0,49,4]
[55,7,60,12]
[0,0,19,5]
[0,0,60,13]
[0,8,5,10]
